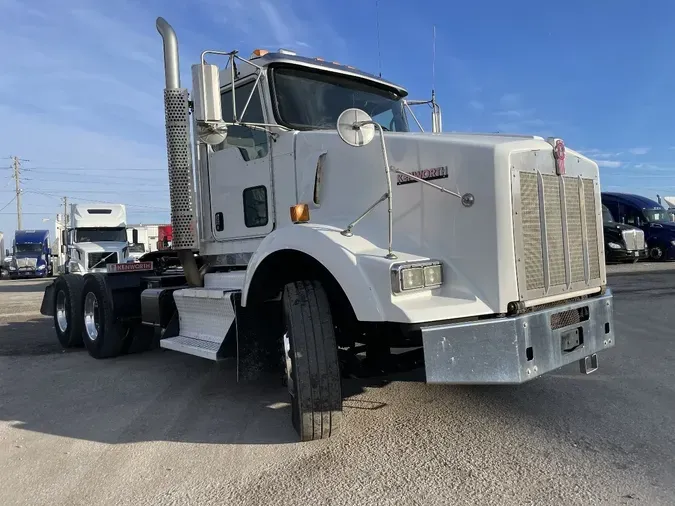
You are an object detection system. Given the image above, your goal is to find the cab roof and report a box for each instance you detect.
[220,51,408,97]
[601,192,663,210]
[14,230,49,242]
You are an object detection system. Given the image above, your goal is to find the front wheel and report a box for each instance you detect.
[649,245,666,261]
[282,280,343,441]
[81,274,129,359]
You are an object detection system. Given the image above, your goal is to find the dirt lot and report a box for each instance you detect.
[0,266,674,505]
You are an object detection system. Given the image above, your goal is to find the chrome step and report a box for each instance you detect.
[161,287,239,360]
[160,335,222,361]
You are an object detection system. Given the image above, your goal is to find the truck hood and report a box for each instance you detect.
[292,130,604,316]
[75,241,128,254]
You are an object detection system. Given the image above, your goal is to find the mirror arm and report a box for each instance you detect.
[356,120,397,260]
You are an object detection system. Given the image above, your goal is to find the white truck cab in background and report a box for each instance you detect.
[65,204,132,274]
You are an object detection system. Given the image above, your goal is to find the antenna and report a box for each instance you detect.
[375,0,382,77]
[432,25,437,99]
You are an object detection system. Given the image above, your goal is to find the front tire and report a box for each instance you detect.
[649,245,665,261]
[53,274,85,348]
[282,280,343,441]
[81,274,129,359]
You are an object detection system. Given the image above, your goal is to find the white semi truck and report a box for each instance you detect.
[63,203,132,274]
[40,17,615,441]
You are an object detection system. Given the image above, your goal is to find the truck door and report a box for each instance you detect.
[207,78,274,241]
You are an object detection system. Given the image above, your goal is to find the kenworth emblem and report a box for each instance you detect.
[395,165,449,186]
[547,137,566,176]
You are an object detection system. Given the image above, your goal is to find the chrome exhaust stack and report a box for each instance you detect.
[156,17,202,287]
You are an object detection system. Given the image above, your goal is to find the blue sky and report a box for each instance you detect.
[1,0,674,240]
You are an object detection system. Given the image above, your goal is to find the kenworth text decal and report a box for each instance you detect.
[395,165,449,186]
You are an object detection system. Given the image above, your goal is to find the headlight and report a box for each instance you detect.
[608,242,623,249]
[391,261,443,294]
[9,266,16,271]
[37,264,46,270]
[69,262,81,273]
[670,240,675,247]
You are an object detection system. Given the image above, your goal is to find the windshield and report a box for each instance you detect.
[644,209,670,223]
[271,66,409,132]
[602,205,615,223]
[15,243,42,254]
[74,227,127,242]
[129,244,145,253]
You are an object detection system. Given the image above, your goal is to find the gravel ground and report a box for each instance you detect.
[0,265,673,506]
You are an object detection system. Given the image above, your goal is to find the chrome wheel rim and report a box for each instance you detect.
[83,292,99,341]
[56,290,68,333]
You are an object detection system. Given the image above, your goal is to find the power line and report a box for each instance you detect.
[22,187,169,195]
[24,165,166,173]
[22,174,168,183]
[0,211,165,215]
[23,190,169,211]
[0,195,16,213]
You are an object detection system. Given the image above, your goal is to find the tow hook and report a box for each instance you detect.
[579,354,598,374]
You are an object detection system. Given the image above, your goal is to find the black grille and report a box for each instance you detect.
[87,252,118,269]
[550,306,590,330]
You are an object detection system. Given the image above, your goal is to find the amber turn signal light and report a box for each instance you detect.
[290,204,310,223]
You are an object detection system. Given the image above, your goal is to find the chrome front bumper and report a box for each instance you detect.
[422,289,614,384]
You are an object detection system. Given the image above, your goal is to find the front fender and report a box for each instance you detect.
[241,224,386,321]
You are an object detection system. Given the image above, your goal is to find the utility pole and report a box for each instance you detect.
[11,156,22,230]
[62,196,68,228]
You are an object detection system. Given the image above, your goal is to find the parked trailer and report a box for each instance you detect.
[40,17,615,441]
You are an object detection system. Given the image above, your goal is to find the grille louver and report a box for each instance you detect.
[513,157,604,301]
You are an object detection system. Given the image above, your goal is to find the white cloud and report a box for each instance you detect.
[202,0,347,57]
[494,108,536,119]
[499,93,522,109]
[596,160,622,168]
[628,147,651,155]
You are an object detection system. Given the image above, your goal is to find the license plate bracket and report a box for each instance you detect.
[561,327,583,353]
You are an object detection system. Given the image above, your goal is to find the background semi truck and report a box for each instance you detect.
[40,16,615,442]
[126,223,172,260]
[61,203,133,274]
[8,230,53,278]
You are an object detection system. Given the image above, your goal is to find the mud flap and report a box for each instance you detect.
[233,292,283,382]
[40,281,55,316]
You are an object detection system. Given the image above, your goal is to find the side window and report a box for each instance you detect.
[213,80,269,161]
[605,201,620,222]
[243,186,269,228]
[622,205,642,226]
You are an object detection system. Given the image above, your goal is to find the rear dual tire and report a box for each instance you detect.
[53,274,85,348]
[81,274,133,359]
